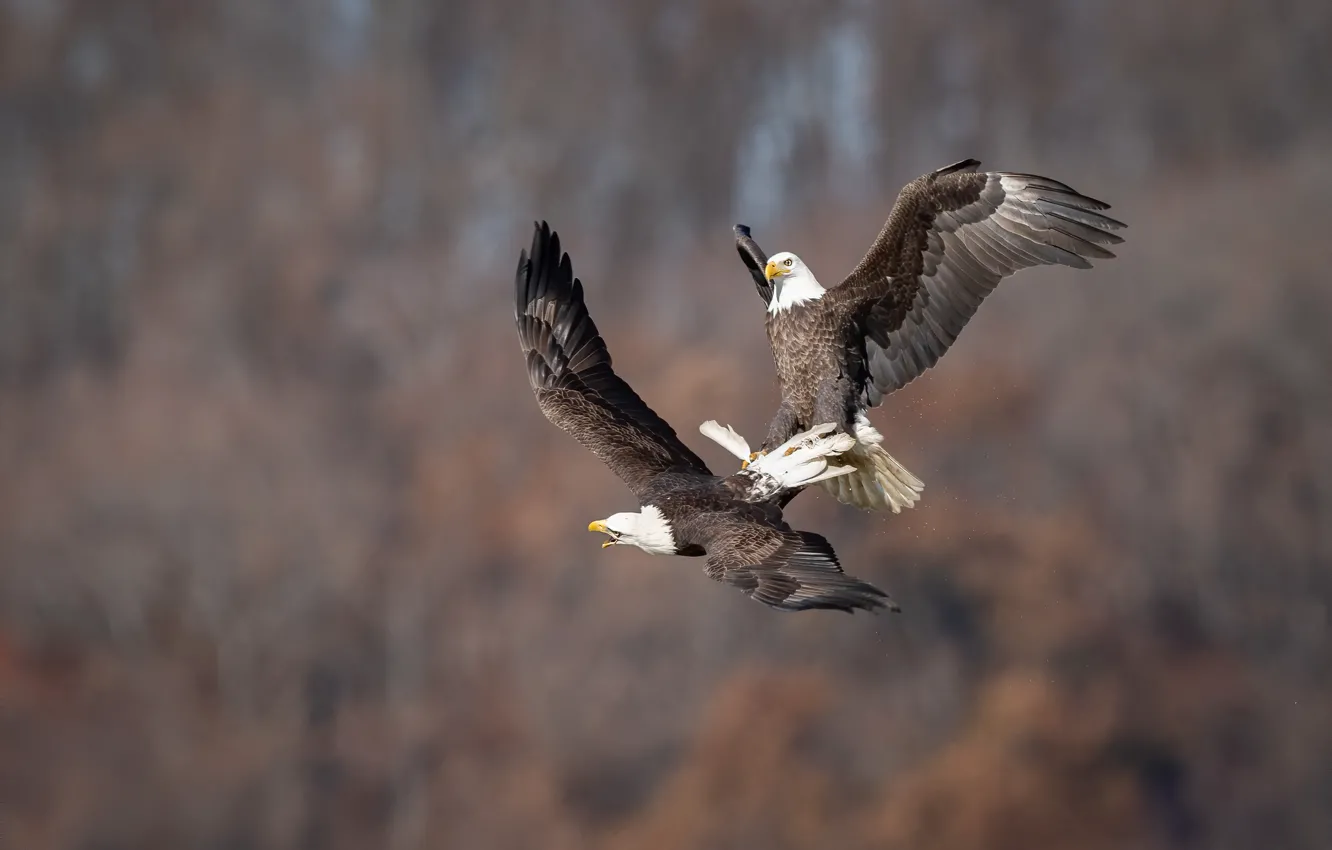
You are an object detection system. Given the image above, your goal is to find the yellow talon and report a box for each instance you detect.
[741,450,766,470]
[783,445,800,457]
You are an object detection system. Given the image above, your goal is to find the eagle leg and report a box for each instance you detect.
[811,376,857,438]
[740,449,768,470]
[762,401,801,454]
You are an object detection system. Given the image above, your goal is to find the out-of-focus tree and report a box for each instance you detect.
[1,1,1330,848]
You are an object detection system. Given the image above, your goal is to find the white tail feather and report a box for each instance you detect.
[698,420,751,460]
[817,416,924,512]
[797,463,858,486]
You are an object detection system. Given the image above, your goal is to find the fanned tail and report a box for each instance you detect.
[818,416,923,512]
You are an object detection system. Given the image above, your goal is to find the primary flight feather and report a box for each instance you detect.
[728,160,1125,512]
[516,222,894,613]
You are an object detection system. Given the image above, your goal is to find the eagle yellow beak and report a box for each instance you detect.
[764,259,788,282]
[588,520,616,548]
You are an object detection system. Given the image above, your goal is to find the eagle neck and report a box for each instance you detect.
[631,504,677,555]
[767,272,826,314]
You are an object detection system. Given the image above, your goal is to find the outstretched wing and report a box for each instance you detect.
[516,222,711,499]
[733,224,772,303]
[699,512,893,613]
[829,159,1126,405]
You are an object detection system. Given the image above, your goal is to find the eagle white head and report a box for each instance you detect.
[587,506,676,555]
[764,252,825,313]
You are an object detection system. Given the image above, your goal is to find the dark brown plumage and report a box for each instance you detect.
[517,222,709,499]
[836,160,1126,404]
[516,222,894,613]
[737,159,1125,511]
[734,223,772,303]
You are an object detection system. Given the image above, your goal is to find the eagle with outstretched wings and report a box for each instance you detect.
[729,159,1125,512]
[516,222,892,613]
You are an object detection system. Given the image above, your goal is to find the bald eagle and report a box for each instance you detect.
[729,159,1125,511]
[516,222,894,613]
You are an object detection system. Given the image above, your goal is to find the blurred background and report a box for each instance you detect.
[2,1,1331,848]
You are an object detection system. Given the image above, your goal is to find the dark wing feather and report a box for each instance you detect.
[699,514,893,613]
[734,224,772,303]
[829,159,1126,405]
[516,222,711,498]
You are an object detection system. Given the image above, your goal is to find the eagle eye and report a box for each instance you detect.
[783,258,793,267]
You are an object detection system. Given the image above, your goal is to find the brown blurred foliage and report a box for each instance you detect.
[2,1,1330,848]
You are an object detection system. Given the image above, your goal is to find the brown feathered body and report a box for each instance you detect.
[737,160,1126,511]
[516,222,894,613]
[765,298,865,443]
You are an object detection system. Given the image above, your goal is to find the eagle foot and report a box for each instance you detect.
[740,449,767,470]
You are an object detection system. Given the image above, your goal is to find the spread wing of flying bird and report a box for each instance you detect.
[516,221,893,613]
[516,222,711,501]
[734,223,773,304]
[723,159,1125,511]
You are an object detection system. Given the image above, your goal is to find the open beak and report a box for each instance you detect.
[588,520,617,548]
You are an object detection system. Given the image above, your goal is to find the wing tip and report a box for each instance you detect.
[788,531,897,614]
[518,219,574,310]
[733,224,772,301]
[516,219,601,379]
[792,587,897,615]
[936,158,982,175]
